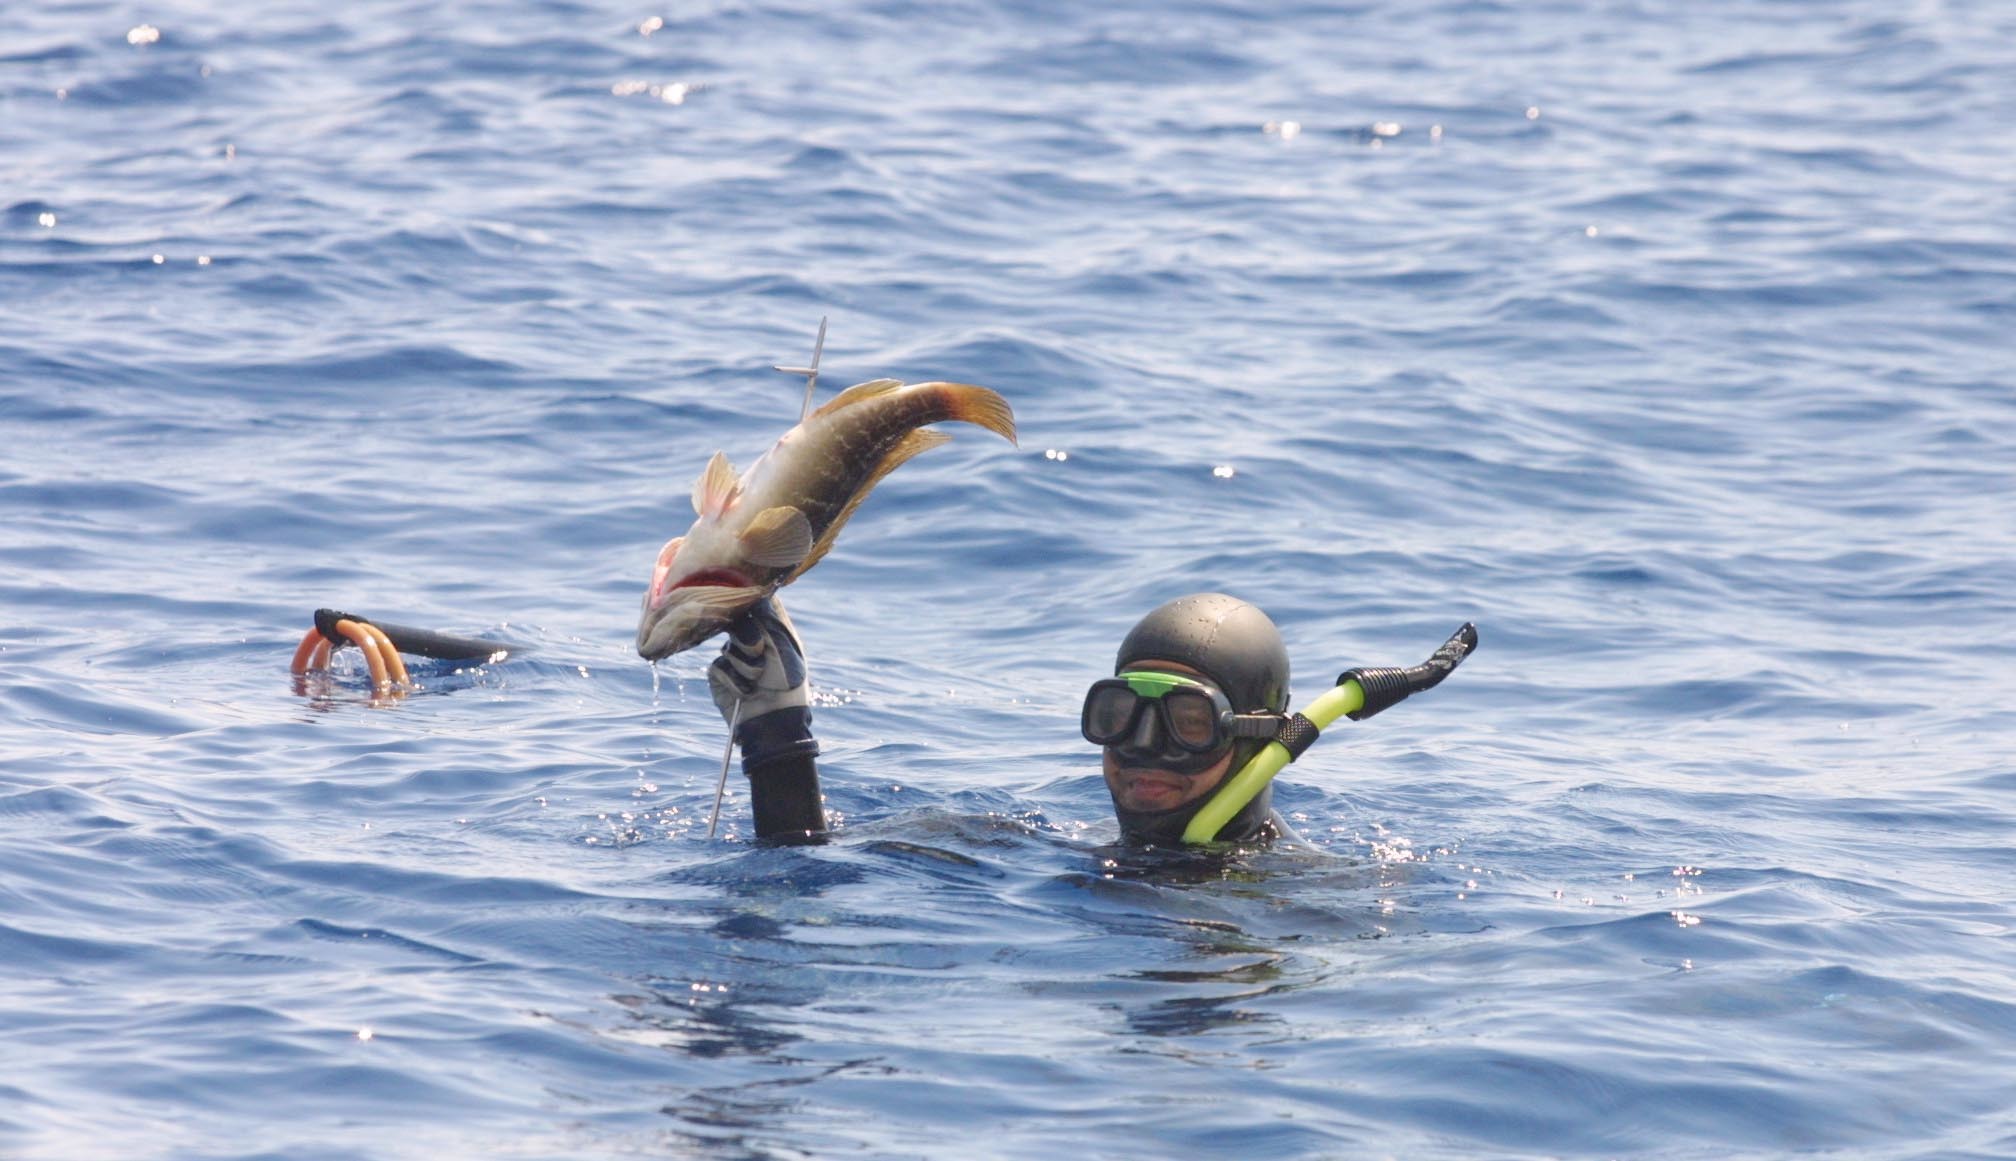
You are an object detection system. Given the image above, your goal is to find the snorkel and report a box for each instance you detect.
[1180,621,1479,845]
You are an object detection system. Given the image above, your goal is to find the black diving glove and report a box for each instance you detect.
[708,597,818,770]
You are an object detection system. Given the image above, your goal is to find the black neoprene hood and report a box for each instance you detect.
[1114,592,1290,714]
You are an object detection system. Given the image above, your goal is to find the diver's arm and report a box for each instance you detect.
[737,708,824,838]
[710,598,826,841]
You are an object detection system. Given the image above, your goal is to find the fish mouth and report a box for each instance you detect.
[647,565,756,612]
[665,567,754,595]
[636,578,764,661]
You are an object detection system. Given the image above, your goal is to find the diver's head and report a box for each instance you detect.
[1085,593,1290,845]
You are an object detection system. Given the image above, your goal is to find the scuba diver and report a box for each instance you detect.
[290,592,1473,846]
[705,591,1475,846]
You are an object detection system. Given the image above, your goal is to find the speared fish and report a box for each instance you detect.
[635,377,1016,660]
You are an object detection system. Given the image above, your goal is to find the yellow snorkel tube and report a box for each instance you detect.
[1182,621,1479,845]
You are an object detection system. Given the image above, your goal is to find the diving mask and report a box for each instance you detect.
[1081,670,1282,773]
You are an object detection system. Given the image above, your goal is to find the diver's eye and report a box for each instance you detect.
[1163,691,1218,748]
[1083,686,1140,741]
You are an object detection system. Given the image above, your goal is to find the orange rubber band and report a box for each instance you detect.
[362,622,410,688]
[289,627,325,674]
[334,619,390,693]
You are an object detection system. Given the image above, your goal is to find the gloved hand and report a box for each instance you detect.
[708,597,817,770]
[708,596,807,724]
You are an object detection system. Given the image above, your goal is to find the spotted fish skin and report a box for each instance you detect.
[635,379,1016,660]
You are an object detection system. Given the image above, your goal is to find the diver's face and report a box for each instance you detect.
[1099,661,1236,813]
[1103,748,1233,812]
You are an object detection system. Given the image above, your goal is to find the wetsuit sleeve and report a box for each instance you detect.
[738,705,824,840]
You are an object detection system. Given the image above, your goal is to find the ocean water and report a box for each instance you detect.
[4,0,2016,1157]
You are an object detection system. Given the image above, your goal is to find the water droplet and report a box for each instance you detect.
[1585,224,1600,237]
[1211,464,1235,479]
[1262,120,1301,140]
[1371,121,1400,137]
[1525,106,1541,120]
[639,16,664,35]
[151,254,165,264]
[36,212,55,228]
[356,1027,374,1041]
[127,24,161,46]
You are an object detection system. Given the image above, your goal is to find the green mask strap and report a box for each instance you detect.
[1118,671,1205,697]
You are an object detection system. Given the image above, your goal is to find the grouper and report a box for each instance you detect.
[635,378,1016,660]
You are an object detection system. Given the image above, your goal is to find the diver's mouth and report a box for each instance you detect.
[1111,768,1195,811]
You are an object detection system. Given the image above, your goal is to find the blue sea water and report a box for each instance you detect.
[4,0,2016,1156]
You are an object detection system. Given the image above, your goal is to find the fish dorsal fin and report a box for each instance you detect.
[739,505,815,568]
[691,450,740,518]
[786,428,952,582]
[808,378,904,421]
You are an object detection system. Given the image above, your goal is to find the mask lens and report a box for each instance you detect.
[1162,689,1222,750]
[1082,682,1144,744]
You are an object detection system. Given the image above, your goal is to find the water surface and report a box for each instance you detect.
[3,1,2015,1157]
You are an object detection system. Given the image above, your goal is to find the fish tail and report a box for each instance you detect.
[922,382,1018,446]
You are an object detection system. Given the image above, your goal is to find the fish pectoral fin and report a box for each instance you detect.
[692,450,741,518]
[681,584,768,611]
[739,506,815,568]
[808,378,905,420]
[786,428,952,582]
